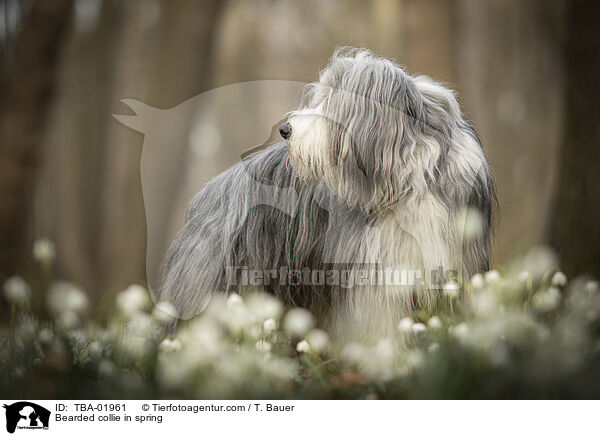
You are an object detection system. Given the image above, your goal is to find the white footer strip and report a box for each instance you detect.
[1,399,596,435]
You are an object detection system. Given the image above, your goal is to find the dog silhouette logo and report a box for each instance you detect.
[3,402,50,433]
[112,80,306,296]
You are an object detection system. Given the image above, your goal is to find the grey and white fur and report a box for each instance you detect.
[159,48,495,337]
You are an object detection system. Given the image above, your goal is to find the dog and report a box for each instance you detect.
[159,47,494,337]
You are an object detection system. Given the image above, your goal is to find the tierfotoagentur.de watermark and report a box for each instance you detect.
[227,265,459,289]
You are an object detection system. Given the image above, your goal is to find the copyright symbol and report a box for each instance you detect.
[142,404,150,411]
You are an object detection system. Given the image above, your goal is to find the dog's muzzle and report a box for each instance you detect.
[279,122,292,139]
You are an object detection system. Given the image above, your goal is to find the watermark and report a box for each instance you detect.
[227,265,458,290]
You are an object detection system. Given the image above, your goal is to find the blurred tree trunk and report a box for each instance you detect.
[95,0,155,299]
[401,0,457,83]
[33,0,224,303]
[35,0,135,299]
[97,0,225,298]
[0,0,73,277]
[453,0,565,264]
[549,0,600,278]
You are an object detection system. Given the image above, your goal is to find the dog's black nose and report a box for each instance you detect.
[279,122,292,139]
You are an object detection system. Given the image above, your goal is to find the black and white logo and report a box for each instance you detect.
[3,402,50,434]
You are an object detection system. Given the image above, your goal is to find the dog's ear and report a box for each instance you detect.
[318,67,435,213]
[413,76,495,275]
[413,76,462,123]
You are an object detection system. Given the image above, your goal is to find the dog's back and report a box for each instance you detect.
[159,142,364,321]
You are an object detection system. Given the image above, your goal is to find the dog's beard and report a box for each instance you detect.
[286,108,331,182]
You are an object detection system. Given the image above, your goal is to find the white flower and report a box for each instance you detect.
[522,246,558,281]
[67,293,87,314]
[39,328,54,345]
[443,282,460,299]
[116,284,149,316]
[412,323,426,334]
[33,238,56,263]
[517,270,531,283]
[158,338,182,353]
[209,296,255,333]
[3,276,31,305]
[69,329,87,346]
[533,287,561,312]
[586,281,598,294]
[471,273,485,290]
[98,360,115,377]
[551,271,567,287]
[456,207,483,240]
[255,339,272,353]
[283,308,314,336]
[263,318,277,333]
[450,323,469,341]
[398,317,414,333]
[306,329,330,353]
[87,341,103,359]
[47,281,88,315]
[485,269,501,284]
[226,293,243,307]
[374,338,395,362]
[473,292,498,317]
[341,342,368,365]
[152,301,178,323]
[427,316,442,330]
[296,340,310,353]
[246,293,283,321]
[406,350,425,370]
[127,312,157,338]
[177,318,225,365]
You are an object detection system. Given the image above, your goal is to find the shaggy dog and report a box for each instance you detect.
[159,48,494,337]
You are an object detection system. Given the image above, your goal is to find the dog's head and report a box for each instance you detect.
[283,47,492,217]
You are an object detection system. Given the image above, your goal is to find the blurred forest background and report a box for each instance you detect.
[0,0,598,306]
